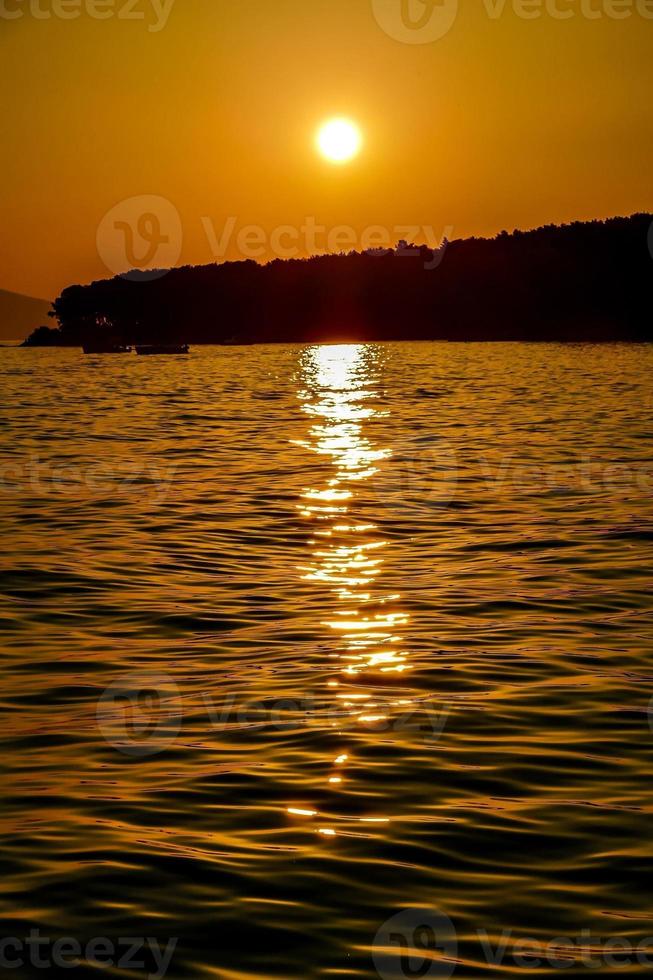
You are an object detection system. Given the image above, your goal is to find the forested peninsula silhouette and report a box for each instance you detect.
[24,214,653,347]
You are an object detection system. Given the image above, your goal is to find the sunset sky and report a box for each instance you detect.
[2,0,652,298]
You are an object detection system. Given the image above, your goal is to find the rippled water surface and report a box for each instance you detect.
[1,342,653,979]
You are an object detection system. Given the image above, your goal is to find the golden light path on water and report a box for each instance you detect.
[2,343,653,977]
[290,344,412,835]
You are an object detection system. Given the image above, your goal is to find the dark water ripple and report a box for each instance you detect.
[1,342,652,979]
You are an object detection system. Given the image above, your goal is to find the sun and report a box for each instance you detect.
[316,118,362,165]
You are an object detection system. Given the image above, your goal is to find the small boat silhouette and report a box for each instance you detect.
[135,344,190,356]
[83,343,132,354]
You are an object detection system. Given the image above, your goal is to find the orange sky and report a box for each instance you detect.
[1,0,652,298]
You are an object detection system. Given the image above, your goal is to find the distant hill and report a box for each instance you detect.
[25,214,653,346]
[0,289,52,343]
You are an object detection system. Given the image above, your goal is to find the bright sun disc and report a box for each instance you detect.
[317,118,362,164]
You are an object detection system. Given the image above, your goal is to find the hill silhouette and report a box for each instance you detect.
[0,289,52,343]
[24,214,653,347]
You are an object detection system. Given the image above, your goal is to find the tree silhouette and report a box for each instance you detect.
[24,214,653,347]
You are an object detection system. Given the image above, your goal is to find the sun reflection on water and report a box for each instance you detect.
[289,344,414,832]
